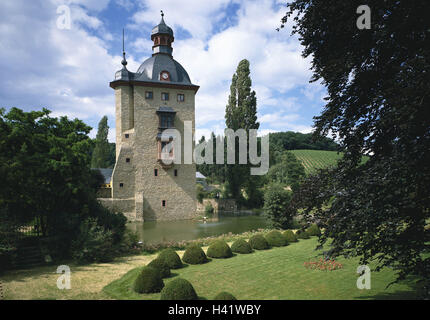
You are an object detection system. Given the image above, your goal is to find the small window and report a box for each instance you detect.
[174,169,178,177]
[177,94,185,102]
[145,91,153,99]
[125,134,129,138]
[162,200,166,207]
[160,114,174,128]
[161,92,169,101]
[126,158,130,163]
[154,169,158,176]
[119,183,124,187]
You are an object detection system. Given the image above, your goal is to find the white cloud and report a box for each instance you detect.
[0,0,324,143]
[132,0,232,40]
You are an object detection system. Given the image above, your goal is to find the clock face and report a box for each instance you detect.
[161,72,169,80]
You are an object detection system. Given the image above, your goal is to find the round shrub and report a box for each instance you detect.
[133,266,164,294]
[157,248,183,269]
[214,292,237,300]
[296,230,310,239]
[265,230,287,247]
[182,244,208,264]
[248,234,270,250]
[283,230,298,243]
[207,240,233,259]
[160,278,197,300]
[231,239,252,254]
[147,258,171,278]
[306,224,321,237]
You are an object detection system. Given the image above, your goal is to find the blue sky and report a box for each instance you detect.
[0,0,327,141]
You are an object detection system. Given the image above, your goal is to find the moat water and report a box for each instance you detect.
[127,215,269,243]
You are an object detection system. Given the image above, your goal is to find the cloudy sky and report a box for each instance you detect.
[0,0,326,141]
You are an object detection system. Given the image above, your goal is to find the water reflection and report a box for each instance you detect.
[127,215,269,243]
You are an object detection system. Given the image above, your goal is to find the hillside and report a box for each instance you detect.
[290,149,343,175]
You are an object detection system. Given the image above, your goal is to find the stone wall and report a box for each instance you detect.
[98,198,136,220]
[96,187,112,198]
[196,198,237,214]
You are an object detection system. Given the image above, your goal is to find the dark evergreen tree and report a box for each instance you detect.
[282,0,430,290]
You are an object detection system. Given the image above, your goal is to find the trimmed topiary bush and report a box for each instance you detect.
[231,239,252,254]
[306,224,321,237]
[265,230,288,247]
[207,240,233,258]
[214,292,237,300]
[157,248,183,269]
[147,258,171,278]
[296,230,310,239]
[283,230,298,243]
[182,244,209,264]
[248,234,270,250]
[160,278,197,300]
[133,266,164,293]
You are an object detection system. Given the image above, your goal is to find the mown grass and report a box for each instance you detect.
[103,238,418,300]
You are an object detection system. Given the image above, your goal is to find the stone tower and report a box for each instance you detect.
[106,13,199,221]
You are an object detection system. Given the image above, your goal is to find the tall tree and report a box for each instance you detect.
[225,59,259,202]
[282,0,430,290]
[91,115,111,168]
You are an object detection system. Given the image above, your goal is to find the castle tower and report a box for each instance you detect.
[108,13,199,221]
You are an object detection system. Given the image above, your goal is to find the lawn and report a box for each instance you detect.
[103,237,418,300]
[1,237,419,300]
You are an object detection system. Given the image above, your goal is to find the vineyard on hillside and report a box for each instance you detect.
[290,150,343,175]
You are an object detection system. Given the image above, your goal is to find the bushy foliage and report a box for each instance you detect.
[265,230,287,247]
[282,0,430,289]
[182,244,208,265]
[306,224,321,237]
[196,184,205,203]
[205,203,215,217]
[133,266,164,294]
[157,248,183,269]
[248,234,270,250]
[283,230,298,243]
[0,108,128,262]
[263,183,293,229]
[296,230,310,239]
[71,218,115,264]
[147,258,171,278]
[214,292,237,300]
[207,240,233,259]
[160,278,198,300]
[267,151,305,192]
[269,131,338,153]
[231,239,252,254]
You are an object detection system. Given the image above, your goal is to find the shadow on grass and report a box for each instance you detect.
[354,277,421,300]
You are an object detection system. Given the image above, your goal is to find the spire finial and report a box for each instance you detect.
[121,28,127,67]
[161,10,164,17]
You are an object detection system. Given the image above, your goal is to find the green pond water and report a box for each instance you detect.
[127,215,269,244]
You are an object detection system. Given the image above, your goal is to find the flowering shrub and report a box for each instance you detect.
[304,258,343,271]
